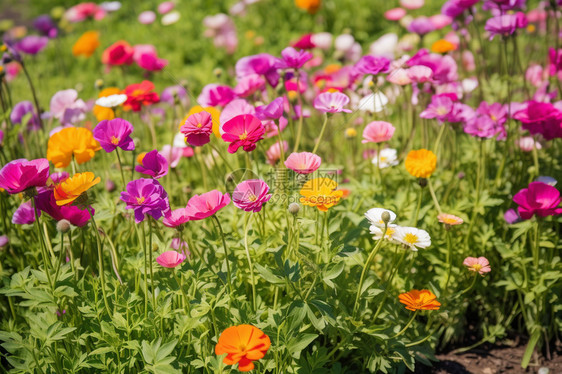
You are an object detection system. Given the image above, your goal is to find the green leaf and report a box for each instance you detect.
[288,333,318,357]
[255,264,285,285]
[521,328,541,369]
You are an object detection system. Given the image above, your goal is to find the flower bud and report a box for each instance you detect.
[381,211,391,224]
[418,178,427,188]
[56,219,71,233]
[105,179,116,192]
[288,203,300,215]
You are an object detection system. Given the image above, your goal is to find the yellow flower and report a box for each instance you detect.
[72,31,100,57]
[345,128,357,138]
[405,149,437,179]
[430,39,456,54]
[182,106,221,138]
[47,127,101,168]
[300,177,343,212]
[54,172,100,206]
[93,87,121,121]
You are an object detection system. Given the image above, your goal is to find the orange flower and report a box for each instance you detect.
[437,213,463,226]
[182,106,221,138]
[405,149,437,179]
[47,127,101,168]
[72,31,100,57]
[300,178,344,212]
[295,0,321,14]
[93,87,121,121]
[215,325,271,372]
[54,172,100,206]
[398,289,441,311]
[431,39,456,54]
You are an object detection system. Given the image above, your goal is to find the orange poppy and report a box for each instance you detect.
[47,127,101,168]
[295,0,321,14]
[72,31,100,58]
[54,172,100,206]
[300,178,344,212]
[431,39,456,54]
[404,149,437,179]
[398,289,441,311]
[215,324,271,372]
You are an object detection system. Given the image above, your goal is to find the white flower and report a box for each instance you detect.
[368,33,398,59]
[365,208,397,227]
[173,132,188,148]
[394,226,431,251]
[370,224,401,243]
[358,92,388,113]
[162,11,180,25]
[372,148,399,168]
[311,32,332,50]
[95,94,127,108]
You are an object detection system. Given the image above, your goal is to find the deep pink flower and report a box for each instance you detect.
[513,182,562,220]
[463,257,491,275]
[93,118,135,153]
[292,34,315,49]
[136,150,168,179]
[355,55,390,75]
[232,179,272,213]
[162,208,191,228]
[120,178,170,223]
[276,47,313,69]
[362,121,395,143]
[184,190,231,220]
[406,49,458,84]
[14,36,49,55]
[181,111,213,146]
[284,152,321,174]
[313,92,352,113]
[197,84,235,107]
[485,13,527,40]
[504,208,521,224]
[35,189,94,227]
[0,158,50,194]
[513,101,562,140]
[255,98,284,120]
[548,48,562,76]
[235,53,280,87]
[156,251,186,268]
[64,2,106,22]
[12,201,38,225]
[221,114,265,153]
[133,44,168,71]
[441,0,479,18]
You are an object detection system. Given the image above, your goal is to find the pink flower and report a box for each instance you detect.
[420,94,454,121]
[313,92,352,113]
[203,13,238,54]
[275,47,313,69]
[463,257,491,275]
[362,121,395,143]
[234,74,266,97]
[384,8,406,21]
[518,137,541,152]
[197,84,235,107]
[93,118,135,153]
[219,99,255,127]
[12,201,38,225]
[266,141,288,165]
[184,190,231,220]
[157,1,175,14]
[400,0,424,9]
[284,152,321,174]
[0,158,50,194]
[407,65,433,83]
[354,55,391,75]
[181,111,213,146]
[513,182,562,220]
[133,44,168,71]
[162,208,191,228]
[49,89,88,125]
[156,251,186,268]
[255,97,284,120]
[138,11,156,24]
[136,150,168,179]
[160,145,183,168]
[64,2,106,22]
[221,114,265,153]
[232,179,272,212]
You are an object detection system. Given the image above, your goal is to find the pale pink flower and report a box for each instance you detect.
[266,141,288,165]
[463,257,491,275]
[362,121,395,143]
[160,145,183,168]
[156,251,186,268]
[284,152,321,174]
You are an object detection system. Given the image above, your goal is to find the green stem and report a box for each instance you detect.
[444,230,453,292]
[427,179,442,214]
[244,213,257,312]
[115,148,127,190]
[149,218,156,311]
[373,249,407,321]
[31,197,54,289]
[392,310,418,338]
[87,206,111,316]
[212,216,234,297]
[312,114,329,154]
[459,274,478,296]
[411,187,423,226]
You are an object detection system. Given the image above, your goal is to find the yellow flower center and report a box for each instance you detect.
[436,107,449,116]
[239,132,248,140]
[136,197,145,204]
[197,123,202,128]
[490,115,497,121]
[248,194,257,202]
[472,264,482,271]
[403,233,419,245]
[111,136,120,145]
[385,227,396,238]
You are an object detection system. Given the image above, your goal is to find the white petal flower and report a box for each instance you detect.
[173,132,188,148]
[162,11,180,25]
[372,148,399,168]
[370,224,401,243]
[358,92,388,113]
[394,226,431,250]
[95,94,127,108]
[365,208,397,227]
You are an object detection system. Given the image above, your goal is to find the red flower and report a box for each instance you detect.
[122,81,160,112]
[102,40,134,66]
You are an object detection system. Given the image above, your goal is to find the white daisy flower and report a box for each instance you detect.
[372,148,399,169]
[95,94,127,108]
[370,224,401,243]
[162,11,180,25]
[394,226,431,251]
[365,208,397,227]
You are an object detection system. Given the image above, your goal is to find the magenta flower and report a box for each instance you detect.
[156,251,186,268]
[504,208,521,224]
[548,48,562,76]
[276,47,313,69]
[162,208,191,228]
[354,55,390,75]
[463,257,491,275]
[120,178,170,223]
[420,94,454,121]
[14,36,49,55]
[136,150,168,179]
[235,53,280,87]
[11,101,41,130]
[12,201,38,225]
[197,84,235,107]
[313,92,352,114]
[133,45,168,72]
[255,98,284,120]
[181,111,213,147]
[35,189,94,227]
[513,182,562,220]
[441,0,480,18]
[408,17,436,35]
[93,118,135,153]
[464,101,507,139]
[184,190,231,220]
[0,158,50,194]
[221,114,265,153]
[33,15,58,38]
[485,13,527,40]
[362,121,395,143]
[232,179,272,213]
[64,2,106,22]
[513,101,562,140]
[220,99,255,126]
[284,152,321,174]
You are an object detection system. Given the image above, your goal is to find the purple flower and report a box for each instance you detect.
[0,158,50,194]
[485,12,528,40]
[12,201,38,225]
[11,101,41,130]
[464,101,507,139]
[313,92,352,113]
[160,85,189,107]
[513,101,562,140]
[0,235,8,248]
[120,178,170,223]
[354,55,391,75]
[255,98,284,120]
[504,208,521,224]
[93,118,135,153]
[14,36,49,55]
[197,84,235,107]
[235,53,280,87]
[35,189,94,227]
[275,47,313,69]
[513,182,562,220]
[408,17,437,35]
[33,15,58,38]
[49,89,88,125]
[441,0,480,18]
[483,0,526,11]
[136,150,168,179]
[420,94,454,121]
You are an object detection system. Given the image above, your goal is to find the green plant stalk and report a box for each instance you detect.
[373,249,407,321]
[244,213,257,312]
[352,226,387,318]
[532,219,540,269]
[87,206,111,316]
[411,187,423,226]
[20,61,44,129]
[293,71,305,152]
[432,124,446,154]
[427,179,442,214]
[53,231,66,284]
[465,139,484,241]
[212,215,234,296]
[459,274,478,296]
[312,114,329,154]
[444,230,453,293]
[137,221,148,317]
[31,197,54,289]
[173,269,189,314]
[115,148,127,190]
[392,310,418,338]
[149,218,156,311]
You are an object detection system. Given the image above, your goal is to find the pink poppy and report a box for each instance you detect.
[162,208,191,228]
[234,74,266,97]
[232,179,272,212]
[513,182,562,220]
[284,152,321,174]
[266,141,288,165]
[0,158,50,194]
[313,92,352,113]
[184,190,231,220]
[362,121,395,143]
[156,251,186,268]
[197,84,235,107]
[181,111,213,146]
[219,99,255,128]
[463,257,491,275]
[221,114,265,153]
[384,8,407,21]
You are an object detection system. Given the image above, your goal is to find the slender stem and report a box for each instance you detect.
[411,187,423,226]
[427,179,442,214]
[87,206,111,316]
[293,71,305,152]
[149,218,156,311]
[433,124,446,154]
[465,140,483,242]
[20,61,44,129]
[444,230,453,292]
[373,249,407,321]
[532,219,540,268]
[137,221,148,317]
[244,213,257,312]
[212,216,233,296]
[459,274,478,296]
[115,148,127,190]
[173,269,189,315]
[312,114,329,154]
[392,310,419,338]
[31,197,54,289]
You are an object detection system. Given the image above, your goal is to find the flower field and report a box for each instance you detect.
[0,0,562,372]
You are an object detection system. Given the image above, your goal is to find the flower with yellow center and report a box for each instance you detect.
[300,177,343,212]
[54,172,100,206]
[47,127,102,168]
[370,224,400,243]
[394,226,431,251]
[182,106,221,138]
[137,152,147,166]
[405,149,437,179]
[437,213,463,226]
[398,289,441,311]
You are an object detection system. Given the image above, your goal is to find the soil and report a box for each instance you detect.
[417,340,562,374]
